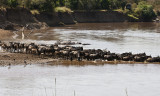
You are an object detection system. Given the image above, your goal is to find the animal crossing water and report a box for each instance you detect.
[11,22,160,57]
[1,22,160,96]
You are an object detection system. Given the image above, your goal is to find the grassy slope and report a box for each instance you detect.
[147,0,160,11]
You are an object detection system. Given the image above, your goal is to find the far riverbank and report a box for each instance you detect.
[0,8,138,30]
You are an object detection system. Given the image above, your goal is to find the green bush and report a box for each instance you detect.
[128,14,139,20]
[30,0,55,12]
[134,1,156,21]
[54,7,72,13]
[6,0,19,8]
[25,0,31,8]
[101,0,110,10]
[68,0,79,10]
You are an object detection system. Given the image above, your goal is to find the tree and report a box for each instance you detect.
[7,0,19,8]
[58,0,65,6]
[0,0,8,7]
[135,1,156,21]
[121,0,127,10]
[30,0,55,12]
[109,0,120,9]
[25,0,31,9]
[101,0,110,10]
[42,0,55,12]
[68,0,79,10]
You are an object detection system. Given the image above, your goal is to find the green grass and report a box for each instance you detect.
[0,7,6,11]
[54,7,72,13]
[30,9,40,15]
[114,8,124,13]
[128,14,139,20]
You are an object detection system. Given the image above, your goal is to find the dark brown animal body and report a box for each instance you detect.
[0,41,158,63]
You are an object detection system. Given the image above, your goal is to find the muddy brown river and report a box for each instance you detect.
[1,64,160,96]
[1,22,160,96]
[11,22,160,56]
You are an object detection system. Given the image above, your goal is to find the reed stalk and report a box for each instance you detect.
[125,88,128,96]
[74,90,76,96]
[45,87,48,96]
[55,78,56,96]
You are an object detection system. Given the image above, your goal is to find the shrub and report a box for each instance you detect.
[101,0,110,10]
[30,0,55,12]
[54,7,72,13]
[7,0,19,8]
[30,9,39,15]
[68,0,79,10]
[25,0,31,9]
[134,1,156,21]
[128,14,139,20]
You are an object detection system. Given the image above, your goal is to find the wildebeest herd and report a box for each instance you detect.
[0,40,160,63]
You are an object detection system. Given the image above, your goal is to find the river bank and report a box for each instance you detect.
[0,29,13,40]
[0,8,139,30]
[1,51,160,67]
[0,8,159,66]
[1,39,160,66]
[1,22,160,66]
[0,51,54,66]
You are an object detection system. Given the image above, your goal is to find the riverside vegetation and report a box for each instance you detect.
[0,0,158,22]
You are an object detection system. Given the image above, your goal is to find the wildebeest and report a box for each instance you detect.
[43,45,55,56]
[37,45,47,58]
[26,43,38,54]
[133,53,148,62]
[1,42,8,51]
[146,56,160,62]
[0,41,160,63]
[13,42,20,53]
[120,52,133,61]
[0,41,2,46]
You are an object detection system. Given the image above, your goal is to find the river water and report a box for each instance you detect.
[17,22,160,56]
[1,22,160,96]
[1,64,160,96]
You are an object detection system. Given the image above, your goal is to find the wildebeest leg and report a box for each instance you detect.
[77,57,81,61]
[40,53,44,59]
[70,56,73,61]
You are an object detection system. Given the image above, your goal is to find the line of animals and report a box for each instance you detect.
[0,40,160,63]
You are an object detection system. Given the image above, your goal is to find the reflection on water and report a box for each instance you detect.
[0,64,160,96]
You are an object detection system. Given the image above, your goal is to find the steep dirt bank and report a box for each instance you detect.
[0,8,75,29]
[72,11,137,23]
[0,8,137,30]
[35,12,76,26]
[36,11,137,26]
[0,8,47,30]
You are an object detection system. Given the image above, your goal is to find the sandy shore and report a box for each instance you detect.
[0,27,51,41]
[1,50,160,67]
[0,29,14,40]
[0,28,60,66]
[0,51,56,66]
